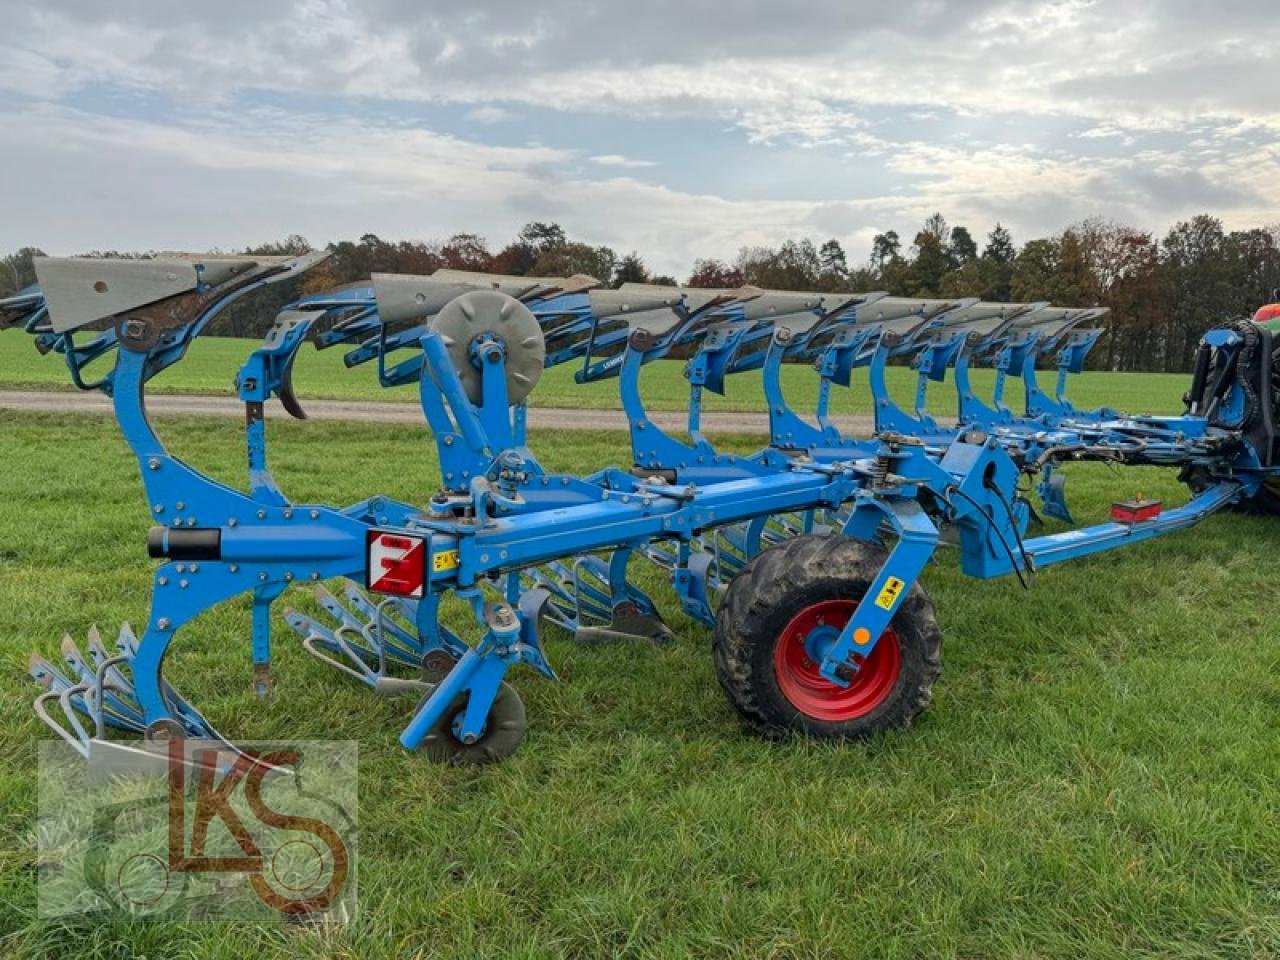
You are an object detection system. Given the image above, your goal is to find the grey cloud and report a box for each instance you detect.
[1121,167,1262,212]
[1054,52,1280,120]
[8,0,1280,134]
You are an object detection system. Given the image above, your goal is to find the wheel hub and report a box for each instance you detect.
[773,598,901,722]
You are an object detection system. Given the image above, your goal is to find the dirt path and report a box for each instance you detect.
[0,389,877,435]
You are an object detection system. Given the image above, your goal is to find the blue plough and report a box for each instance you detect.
[6,253,1274,767]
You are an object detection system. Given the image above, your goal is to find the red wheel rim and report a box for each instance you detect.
[773,598,901,722]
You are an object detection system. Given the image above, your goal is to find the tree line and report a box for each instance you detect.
[3,213,1278,372]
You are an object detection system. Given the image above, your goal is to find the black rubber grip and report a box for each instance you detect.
[147,526,222,560]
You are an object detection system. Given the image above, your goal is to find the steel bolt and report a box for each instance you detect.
[176,501,185,510]
[158,576,168,586]
[283,509,293,519]
[179,579,188,589]
[284,572,294,581]
[175,564,185,573]
[157,618,171,630]
[310,572,320,581]
[148,458,160,471]
[229,564,240,573]
[228,518,238,527]
[257,510,267,519]
[310,510,319,520]
[258,572,268,581]
[153,504,164,514]
[189,563,199,573]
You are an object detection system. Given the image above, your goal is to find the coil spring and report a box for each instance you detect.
[871,452,893,486]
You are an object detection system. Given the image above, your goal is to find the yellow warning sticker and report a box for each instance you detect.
[432,549,460,573]
[874,576,905,611]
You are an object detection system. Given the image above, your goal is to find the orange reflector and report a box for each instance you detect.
[854,627,871,645]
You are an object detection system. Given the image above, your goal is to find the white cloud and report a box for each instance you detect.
[466,106,511,124]
[6,98,1274,277]
[1,0,1278,273]
[7,1,1280,138]
[589,155,657,169]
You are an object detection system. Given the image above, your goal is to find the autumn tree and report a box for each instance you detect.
[735,240,821,290]
[531,242,616,282]
[492,241,539,276]
[920,213,950,248]
[437,233,494,271]
[687,259,745,288]
[9,210,1277,370]
[519,222,567,251]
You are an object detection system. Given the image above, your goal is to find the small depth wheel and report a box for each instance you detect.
[713,535,942,739]
[416,682,526,765]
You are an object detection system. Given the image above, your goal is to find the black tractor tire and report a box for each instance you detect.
[1182,466,1280,516]
[713,534,942,740]
[1239,478,1280,515]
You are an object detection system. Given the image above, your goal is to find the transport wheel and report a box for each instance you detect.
[713,535,942,740]
[416,682,527,765]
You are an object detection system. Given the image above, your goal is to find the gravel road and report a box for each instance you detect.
[0,389,878,436]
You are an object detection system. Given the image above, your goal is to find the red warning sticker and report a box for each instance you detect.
[366,530,426,598]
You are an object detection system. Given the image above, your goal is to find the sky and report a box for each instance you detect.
[1,0,1278,276]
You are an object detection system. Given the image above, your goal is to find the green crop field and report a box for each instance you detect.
[0,330,1189,417]
[1,410,1278,958]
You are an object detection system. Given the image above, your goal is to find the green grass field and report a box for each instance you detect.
[0,330,1189,417]
[1,410,1278,958]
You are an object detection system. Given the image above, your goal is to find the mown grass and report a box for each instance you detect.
[0,409,1278,958]
[0,329,1188,417]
